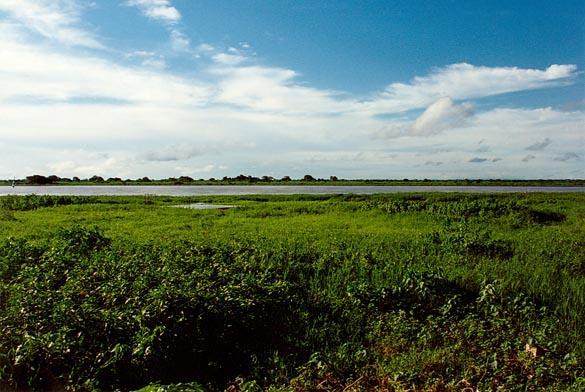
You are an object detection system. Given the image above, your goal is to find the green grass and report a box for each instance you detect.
[0,193,584,391]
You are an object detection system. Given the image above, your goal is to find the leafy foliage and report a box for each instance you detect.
[0,195,93,211]
[0,193,583,391]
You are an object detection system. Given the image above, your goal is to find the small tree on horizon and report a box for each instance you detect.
[89,175,104,183]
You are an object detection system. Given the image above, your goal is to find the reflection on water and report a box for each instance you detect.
[0,185,583,196]
[173,203,236,210]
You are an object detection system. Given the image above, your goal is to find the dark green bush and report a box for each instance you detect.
[56,225,111,254]
[0,227,581,391]
[427,224,515,260]
[0,195,92,211]
[0,209,16,222]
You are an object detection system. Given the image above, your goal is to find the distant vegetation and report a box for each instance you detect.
[0,193,584,391]
[1,174,584,187]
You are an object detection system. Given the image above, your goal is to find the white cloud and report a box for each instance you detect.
[192,164,216,173]
[211,65,350,113]
[127,50,167,69]
[0,37,211,105]
[125,0,181,24]
[409,97,474,136]
[197,43,215,52]
[140,145,203,162]
[169,29,190,51]
[369,63,578,113]
[207,62,578,117]
[0,0,103,48]
[140,142,256,162]
[141,57,167,69]
[212,52,247,66]
[2,104,583,179]
[44,150,124,178]
[369,98,474,138]
[128,50,156,57]
[0,6,582,179]
[125,0,190,54]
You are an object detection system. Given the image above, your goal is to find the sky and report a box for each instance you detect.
[0,0,583,180]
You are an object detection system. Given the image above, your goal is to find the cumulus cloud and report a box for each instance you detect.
[0,0,103,48]
[409,97,474,136]
[125,0,181,24]
[526,138,552,151]
[369,97,474,138]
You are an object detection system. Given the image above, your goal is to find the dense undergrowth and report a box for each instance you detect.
[0,193,584,391]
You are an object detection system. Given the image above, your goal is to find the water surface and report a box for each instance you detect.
[174,203,236,209]
[0,185,583,196]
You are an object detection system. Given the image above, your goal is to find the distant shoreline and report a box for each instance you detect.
[1,180,584,187]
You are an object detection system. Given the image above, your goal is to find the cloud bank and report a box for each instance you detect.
[0,0,582,179]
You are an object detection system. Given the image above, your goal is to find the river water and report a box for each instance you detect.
[0,185,583,196]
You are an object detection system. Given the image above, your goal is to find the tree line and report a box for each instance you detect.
[1,175,582,186]
[10,174,340,185]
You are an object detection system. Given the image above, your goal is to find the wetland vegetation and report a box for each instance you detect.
[0,193,584,391]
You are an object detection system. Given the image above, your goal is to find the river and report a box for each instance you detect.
[0,185,583,196]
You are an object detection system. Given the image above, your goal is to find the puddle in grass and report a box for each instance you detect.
[174,203,236,210]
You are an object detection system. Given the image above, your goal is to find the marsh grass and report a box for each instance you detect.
[0,193,583,391]
[0,209,16,222]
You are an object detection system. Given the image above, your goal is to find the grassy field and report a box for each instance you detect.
[0,193,584,391]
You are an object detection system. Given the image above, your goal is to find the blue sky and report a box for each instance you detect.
[0,0,583,179]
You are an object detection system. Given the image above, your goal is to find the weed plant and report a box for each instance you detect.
[0,193,583,391]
